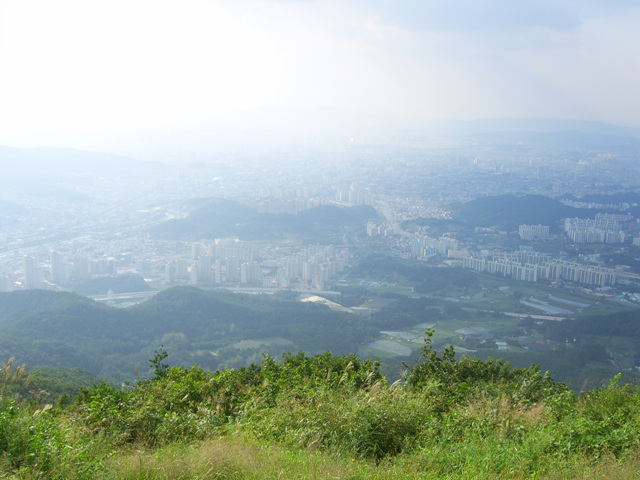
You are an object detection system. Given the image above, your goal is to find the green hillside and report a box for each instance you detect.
[2,280,639,392]
[448,194,587,231]
[3,285,640,478]
[151,198,379,241]
[2,339,640,479]
[0,287,375,382]
[0,290,94,328]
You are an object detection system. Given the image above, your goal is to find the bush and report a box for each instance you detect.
[403,330,567,405]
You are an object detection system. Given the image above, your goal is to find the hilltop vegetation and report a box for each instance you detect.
[2,337,640,479]
[405,192,640,234]
[152,198,379,241]
[1,363,103,404]
[449,194,583,231]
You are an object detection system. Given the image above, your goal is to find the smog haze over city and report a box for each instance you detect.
[2,0,640,151]
[3,0,640,390]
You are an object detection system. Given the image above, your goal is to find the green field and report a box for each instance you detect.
[345,266,639,391]
[230,337,295,350]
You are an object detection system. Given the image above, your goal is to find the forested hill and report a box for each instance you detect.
[0,290,95,328]
[0,287,373,383]
[448,194,588,231]
[151,198,379,241]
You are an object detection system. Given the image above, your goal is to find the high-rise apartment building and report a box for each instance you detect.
[50,251,69,285]
[23,255,43,289]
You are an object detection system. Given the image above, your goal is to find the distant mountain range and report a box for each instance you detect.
[0,145,168,202]
[4,115,638,161]
[0,145,161,178]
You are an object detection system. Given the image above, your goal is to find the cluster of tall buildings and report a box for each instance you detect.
[461,213,633,286]
[270,244,350,290]
[0,252,116,292]
[50,252,115,283]
[519,214,632,244]
[0,261,20,291]
[410,235,460,258]
[254,184,326,214]
[165,240,350,290]
[462,251,616,286]
[366,221,394,237]
[166,239,262,286]
[518,224,550,241]
[22,255,44,289]
[2,239,350,293]
[255,197,321,214]
[335,184,374,205]
[564,213,630,244]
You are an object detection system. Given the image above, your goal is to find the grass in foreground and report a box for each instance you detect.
[3,336,640,479]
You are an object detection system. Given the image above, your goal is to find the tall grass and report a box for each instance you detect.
[1,356,30,398]
[3,347,640,479]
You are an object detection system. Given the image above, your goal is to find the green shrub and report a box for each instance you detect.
[63,345,640,475]
[0,399,63,475]
[404,330,567,406]
[550,380,640,458]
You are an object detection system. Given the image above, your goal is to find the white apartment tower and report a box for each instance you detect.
[23,255,43,289]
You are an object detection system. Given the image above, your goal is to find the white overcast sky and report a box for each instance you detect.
[1,0,640,146]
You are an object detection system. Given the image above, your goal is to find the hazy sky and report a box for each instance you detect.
[1,0,640,146]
